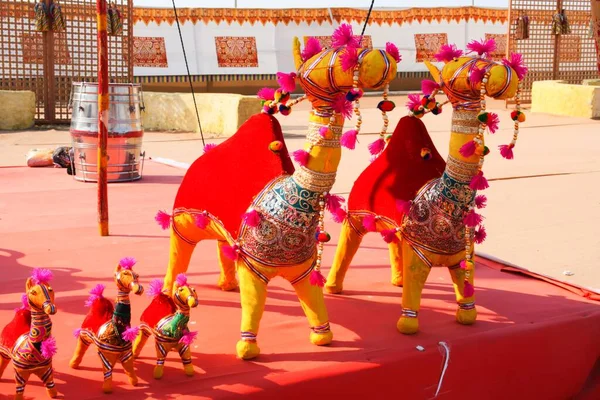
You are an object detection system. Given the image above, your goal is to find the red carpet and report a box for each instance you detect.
[0,163,599,400]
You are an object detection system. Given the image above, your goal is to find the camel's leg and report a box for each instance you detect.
[217,240,238,291]
[389,242,403,287]
[69,335,91,369]
[132,327,151,359]
[292,270,333,346]
[153,341,171,379]
[448,262,477,325]
[397,241,431,335]
[177,343,194,376]
[326,218,364,294]
[163,228,197,295]
[14,368,31,400]
[236,263,268,360]
[98,350,119,394]
[0,351,9,379]
[120,350,138,386]
[36,365,57,398]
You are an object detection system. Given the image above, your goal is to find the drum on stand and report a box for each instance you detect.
[69,82,145,182]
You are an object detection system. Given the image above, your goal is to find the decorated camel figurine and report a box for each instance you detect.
[132,275,198,379]
[0,269,58,399]
[326,38,528,334]
[71,257,144,393]
[149,24,399,359]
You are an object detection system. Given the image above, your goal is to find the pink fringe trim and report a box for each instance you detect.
[474,225,487,244]
[381,229,399,244]
[406,93,422,111]
[85,284,106,307]
[176,273,188,287]
[385,42,401,62]
[309,270,326,287]
[292,149,310,166]
[469,171,490,191]
[499,144,515,160]
[155,210,171,230]
[41,337,57,359]
[486,112,499,134]
[363,214,378,232]
[325,193,345,214]
[32,268,53,285]
[332,95,353,119]
[466,38,496,56]
[341,46,359,72]
[331,23,359,48]
[194,213,209,229]
[434,44,463,62]
[319,126,329,137]
[470,67,486,84]
[203,143,217,154]
[331,208,347,223]
[121,326,140,342]
[421,79,440,96]
[474,195,487,209]
[147,279,164,297]
[243,209,261,227]
[502,52,528,81]
[459,140,477,158]
[179,331,198,346]
[340,129,358,150]
[463,210,483,227]
[463,281,475,297]
[257,87,275,101]
[276,72,297,93]
[119,257,136,270]
[222,244,239,261]
[302,37,323,61]
[396,199,412,215]
[368,138,385,156]
[17,293,29,311]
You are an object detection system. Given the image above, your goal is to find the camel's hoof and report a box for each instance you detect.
[153,366,164,380]
[324,281,343,294]
[391,276,403,287]
[310,330,333,346]
[102,382,113,394]
[218,279,239,292]
[397,316,419,335]
[456,307,477,325]
[15,393,24,400]
[129,376,139,387]
[47,387,58,398]
[236,340,260,360]
[69,358,81,369]
[184,364,194,376]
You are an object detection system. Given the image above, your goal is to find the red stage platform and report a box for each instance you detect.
[0,163,598,399]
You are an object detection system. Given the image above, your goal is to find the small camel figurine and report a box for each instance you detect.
[71,257,144,394]
[0,269,58,400]
[133,275,198,379]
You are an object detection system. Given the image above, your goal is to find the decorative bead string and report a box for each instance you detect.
[351,66,363,134]
[379,84,390,140]
[314,194,327,276]
[286,94,307,109]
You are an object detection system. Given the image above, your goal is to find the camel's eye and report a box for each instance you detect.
[178,287,184,292]
[48,287,53,292]
[31,290,37,295]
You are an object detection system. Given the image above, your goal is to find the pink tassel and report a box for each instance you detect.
[302,37,323,61]
[203,143,217,154]
[147,278,164,297]
[85,284,106,307]
[502,52,528,80]
[319,126,329,137]
[381,229,399,244]
[119,257,136,270]
[243,209,261,227]
[499,144,515,160]
[434,44,463,62]
[194,213,209,229]
[179,331,198,346]
[474,225,487,244]
[459,140,477,158]
[73,328,82,338]
[325,193,345,213]
[486,112,499,134]
[292,149,310,166]
[340,129,358,150]
[31,268,53,285]
[331,208,347,223]
[121,326,140,342]
[396,199,412,215]
[469,171,489,191]
[222,244,239,261]
[470,67,486,84]
[176,273,188,287]
[341,46,359,72]
[406,93,422,111]
[257,87,275,101]
[466,38,497,56]
[385,42,401,63]
[463,210,483,227]
[309,269,326,287]
[331,23,359,48]
[41,337,57,359]
[332,95,353,119]
[368,138,385,156]
[463,281,475,297]
[421,79,440,96]
[474,195,487,209]
[155,210,171,230]
[276,72,297,93]
[363,214,378,232]
[460,260,468,270]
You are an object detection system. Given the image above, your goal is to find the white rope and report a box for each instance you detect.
[434,341,451,398]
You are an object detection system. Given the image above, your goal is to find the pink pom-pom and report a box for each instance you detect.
[319,126,329,137]
[155,210,171,230]
[332,95,353,119]
[470,67,486,84]
[332,23,359,48]
[147,279,164,297]
[179,331,198,346]
[302,37,323,61]
[385,42,401,63]
[368,138,385,156]
[85,284,106,307]
[257,87,275,101]
[381,229,399,244]
[469,171,489,191]
[499,144,515,160]
[406,93,422,111]
[466,38,497,57]
[175,273,188,287]
[243,209,261,227]
[474,225,487,244]
[434,44,463,62]
[31,268,53,285]
[463,210,483,227]
[222,244,239,261]
[194,213,209,229]
[340,129,358,150]
[459,140,477,158]
[292,149,310,166]
[122,326,140,342]
[41,337,57,359]
[363,214,378,232]
[463,281,475,297]
[341,46,359,72]
[486,112,499,134]
[460,260,468,270]
[276,72,297,93]
[309,269,326,287]
[396,199,412,215]
[332,208,347,223]
[119,257,136,270]
[203,143,217,154]
[474,195,487,209]
[73,328,82,338]
[502,52,528,81]
[421,79,440,96]
[325,193,345,214]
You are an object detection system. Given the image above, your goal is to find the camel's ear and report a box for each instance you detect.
[26,277,34,291]
[114,263,122,274]
[424,60,442,84]
[292,37,303,71]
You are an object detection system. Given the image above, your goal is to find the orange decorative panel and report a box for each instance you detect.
[485,33,508,60]
[21,33,71,65]
[414,33,448,62]
[133,36,168,67]
[215,36,259,68]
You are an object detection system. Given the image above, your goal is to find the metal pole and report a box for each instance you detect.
[97,0,109,236]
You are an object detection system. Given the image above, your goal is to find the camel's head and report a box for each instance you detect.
[173,274,198,310]
[26,268,56,315]
[114,257,144,295]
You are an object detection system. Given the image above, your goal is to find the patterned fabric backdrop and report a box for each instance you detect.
[559,35,582,62]
[485,33,507,60]
[21,33,71,65]
[133,36,168,67]
[414,33,448,62]
[215,36,259,68]
[304,35,373,49]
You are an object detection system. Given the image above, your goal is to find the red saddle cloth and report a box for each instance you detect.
[348,116,446,224]
[174,113,295,238]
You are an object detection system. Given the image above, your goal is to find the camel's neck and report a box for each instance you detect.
[30,310,52,343]
[116,290,130,306]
